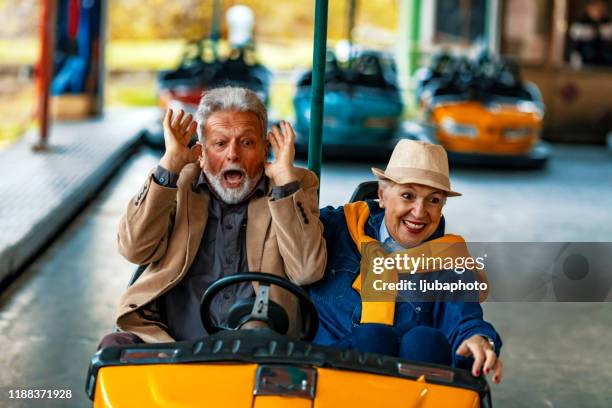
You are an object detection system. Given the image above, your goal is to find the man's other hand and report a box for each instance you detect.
[265,120,298,186]
[159,109,201,174]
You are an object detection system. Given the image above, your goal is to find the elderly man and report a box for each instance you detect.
[99,86,326,347]
[308,139,503,383]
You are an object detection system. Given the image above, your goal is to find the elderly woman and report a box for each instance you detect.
[309,139,503,383]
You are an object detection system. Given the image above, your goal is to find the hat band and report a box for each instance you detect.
[384,167,450,189]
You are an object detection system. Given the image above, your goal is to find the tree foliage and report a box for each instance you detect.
[0,0,398,44]
[0,0,38,39]
[109,0,398,43]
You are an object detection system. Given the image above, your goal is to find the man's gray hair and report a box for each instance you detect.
[194,86,268,143]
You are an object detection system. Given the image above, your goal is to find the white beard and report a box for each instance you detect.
[203,165,261,205]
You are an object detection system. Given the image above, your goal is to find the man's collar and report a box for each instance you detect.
[195,171,208,191]
[251,174,268,198]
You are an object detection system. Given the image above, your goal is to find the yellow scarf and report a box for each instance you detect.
[343,201,488,325]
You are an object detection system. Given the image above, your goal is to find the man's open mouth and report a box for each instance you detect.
[222,169,245,187]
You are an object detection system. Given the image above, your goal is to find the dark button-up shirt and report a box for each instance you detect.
[152,165,299,341]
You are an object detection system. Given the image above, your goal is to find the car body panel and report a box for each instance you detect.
[94,363,258,407]
[314,367,480,408]
[93,363,480,408]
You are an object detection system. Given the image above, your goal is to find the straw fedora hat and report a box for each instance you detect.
[372,139,461,197]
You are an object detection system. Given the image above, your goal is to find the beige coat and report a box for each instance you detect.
[115,163,326,343]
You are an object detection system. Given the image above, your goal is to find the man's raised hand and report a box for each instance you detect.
[264,120,298,186]
[160,109,202,174]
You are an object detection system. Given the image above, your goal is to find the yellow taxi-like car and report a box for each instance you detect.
[430,100,549,167]
[86,273,492,407]
[414,53,549,168]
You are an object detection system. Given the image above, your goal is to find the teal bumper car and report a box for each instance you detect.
[294,50,403,159]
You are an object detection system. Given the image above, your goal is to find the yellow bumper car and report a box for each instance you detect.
[87,273,492,407]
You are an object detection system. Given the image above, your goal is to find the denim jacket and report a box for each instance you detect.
[308,200,502,363]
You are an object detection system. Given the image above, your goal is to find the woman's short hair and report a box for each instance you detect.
[195,86,268,143]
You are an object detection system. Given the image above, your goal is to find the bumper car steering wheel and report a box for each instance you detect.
[200,272,319,342]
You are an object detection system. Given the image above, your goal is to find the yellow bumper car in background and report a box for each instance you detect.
[413,53,549,168]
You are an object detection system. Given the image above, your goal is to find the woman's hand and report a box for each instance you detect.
[264,120,297,186]
[456,335,503,384]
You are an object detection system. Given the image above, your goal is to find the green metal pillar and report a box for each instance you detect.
[346,0,357,45]
[346,0,357,66]
[485,0,501,55]
[484,0,491,51]
[210,0,222,59]
[406,0,421,79]
[398,0,421,118]
[308,0,329,184]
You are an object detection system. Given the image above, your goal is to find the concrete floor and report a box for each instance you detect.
[0,108,157,282]
[0,144,611,407]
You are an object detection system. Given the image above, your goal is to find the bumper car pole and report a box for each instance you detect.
[308,0,329,195]
[210,0,222,59]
